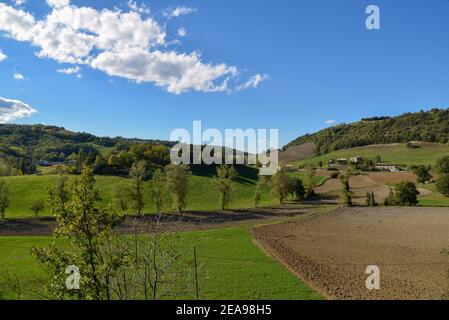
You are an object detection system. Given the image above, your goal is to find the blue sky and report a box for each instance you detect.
[1,0,449,147]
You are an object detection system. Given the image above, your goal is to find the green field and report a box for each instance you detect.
[295,142,449,167]
[0,227,322,300]
[0,165,334,218]
[418,183,449,207]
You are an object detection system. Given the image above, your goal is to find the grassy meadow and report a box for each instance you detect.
[0,227,322,300]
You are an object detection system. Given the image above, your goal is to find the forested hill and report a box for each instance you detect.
[284,108,449,155]
[0,124,173,175]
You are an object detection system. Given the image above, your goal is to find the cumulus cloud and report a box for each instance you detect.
[237,74,270,91]
[13,0,26,6]
[13,72,25,80]
[0,49,7,61]
[56,65,81,75]
[127,1,150,15]
[178,27,187,37]
[0,97,37,122]
[163,6,197,19]
[0,2,264,94]
[325,120,337,125]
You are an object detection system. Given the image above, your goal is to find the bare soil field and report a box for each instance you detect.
[252,207,449,300]
[279,143,316,163]
[368,172,417,185]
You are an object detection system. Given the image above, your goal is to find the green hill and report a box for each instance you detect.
[285,108,449,155]
[294,142,449,167]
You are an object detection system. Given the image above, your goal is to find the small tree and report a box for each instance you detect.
[365,191,376,207]
[304,165,316,198]
[436,156,449,174]
[254,176,267,208]
[271,167,289,204]
[111,184,130,215]
[394,181,419,206]
[30,199,45,218]
[215,165,237,210]
[412,165,432,184]
[0,180,10,219]
[48,175,70,214]
[148,169,171,214]
[340,173,352,206]
[289,178,305,201]
[436,174,449,197]
[165,164,190,213]
[130,161,146,215]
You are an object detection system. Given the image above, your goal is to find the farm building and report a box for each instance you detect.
[375,164,400,172]
[350,156,364,164]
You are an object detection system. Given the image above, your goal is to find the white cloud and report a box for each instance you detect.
[0,49,7,61]
[13,0,26,6]
[325,120,337,125]
[0,2,262,94]
[178,27,187,37]
[163,6,197,19]
[237,74,270,91]
[46,0,70,8]
[127,1,150,15]
[56,66,80,74]
[13,72,25,80]
[0,97,37,122]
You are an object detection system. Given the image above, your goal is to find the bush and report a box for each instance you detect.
[392,181,419,206]
[436,174,449,197]
[436,156,449,174]
[330,172,340,179]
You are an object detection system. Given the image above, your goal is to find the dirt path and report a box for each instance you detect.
[252,207,449,300]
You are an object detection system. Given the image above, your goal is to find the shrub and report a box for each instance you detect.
[393,181,419,206]
[436,174,449,197]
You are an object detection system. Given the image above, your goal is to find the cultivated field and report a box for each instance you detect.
[252,207,449,300]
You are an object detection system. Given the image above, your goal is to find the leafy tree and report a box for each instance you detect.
[436,156,449,174]
[129,161,147,215]
[32,167,123,300]
[0,180,10,219]
[340,172,353,206]
[111,184,130,215]
[214,165,237,210]
[165,164,190,213]
[411,165,432,184]
[48,175,70,214]
[254,176,267,208]
[148,169,171,214]
[289,177,305,201]
[436,174,449,197]
[30,199,45,218]
[393,181,419,206]
[365,191,376,207]
[271,167,289,204]
[304,165,316,198]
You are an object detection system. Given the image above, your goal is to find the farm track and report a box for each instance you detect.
[252,207,449,300]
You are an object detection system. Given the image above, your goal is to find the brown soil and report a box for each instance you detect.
[279,143,316,163]
[0,205,321,237]
[368,172,417,185]
[252,207,449,300]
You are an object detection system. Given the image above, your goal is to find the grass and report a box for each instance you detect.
[418,183,449,207]
[0,227,322,300]
[295,142,449,167]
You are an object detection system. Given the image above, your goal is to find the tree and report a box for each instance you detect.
[271,167,289,204]
[436,174,449,197]
[365,191,376,207]
[304,165,316,198]
[254,176,267,208]
[129,161,146,215]
[436,155,449,174]
[340,171,353,206]
[393,181,419,206]
[436,156,449,198]
[48,175,70,214]
[148,169,171,214]
[165,164,190,213]
[32,167,123,300]
[30,199,45,218]
[0,180,10,219]
[214,165,237,210]
[111,184,130,215]
[289,178,305,201]
[412,165,432,184]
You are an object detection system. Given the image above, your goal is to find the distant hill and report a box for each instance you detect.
[285,108,449,155]
[0,124,173,175]
[279,143,316,163]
